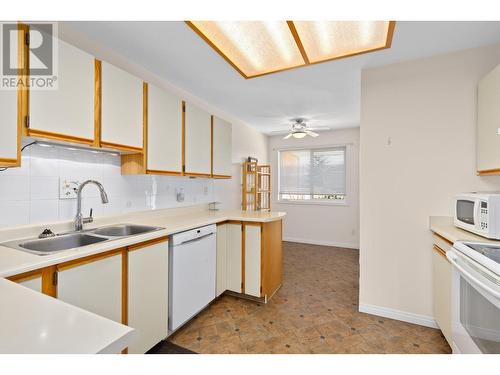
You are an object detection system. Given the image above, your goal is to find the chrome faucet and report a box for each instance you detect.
[74,180,109,231]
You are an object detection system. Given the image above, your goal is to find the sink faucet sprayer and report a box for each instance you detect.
[75,180,109,231]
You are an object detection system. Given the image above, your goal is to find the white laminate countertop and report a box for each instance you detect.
[0,206,285,354]
[0,278,134,354]
[0,207,286,278]
[430,216,500,244]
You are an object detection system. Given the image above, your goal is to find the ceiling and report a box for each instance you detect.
[61,21,500,134]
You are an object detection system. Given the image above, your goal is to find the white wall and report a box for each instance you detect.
[214,121,268,210]
[360,43,500,325]
[268,128,360,249]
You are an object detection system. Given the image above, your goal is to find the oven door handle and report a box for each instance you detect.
[447,251,500,300]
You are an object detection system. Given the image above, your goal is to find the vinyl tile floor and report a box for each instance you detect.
[168,241,452,354]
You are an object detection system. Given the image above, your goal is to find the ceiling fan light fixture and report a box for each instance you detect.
[292,131,307,139]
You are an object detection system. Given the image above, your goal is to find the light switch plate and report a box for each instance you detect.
[60,179,80,199]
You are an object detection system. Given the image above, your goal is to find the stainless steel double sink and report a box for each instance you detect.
[0,224,164,256]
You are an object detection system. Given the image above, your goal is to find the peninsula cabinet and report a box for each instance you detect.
[57,250,123,323]
[227,222,243,293]
[146,84,182,175]
[183,102,211,177]
[28,38,95,145]
[216,223,228,296]
[477,63,500,175]
[7,269,42,293]
[100,61,144,152]
[212,116,232,178]
[216,220,283,301]
[127,238,169,354]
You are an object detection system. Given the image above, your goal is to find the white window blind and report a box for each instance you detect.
[278,146,346,201]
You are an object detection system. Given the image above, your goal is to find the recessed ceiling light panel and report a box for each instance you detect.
[186,20,395,79]
[292,21,394,63]
[187,21,305,78]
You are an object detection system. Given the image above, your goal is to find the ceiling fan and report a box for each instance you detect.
[282,119,327,139]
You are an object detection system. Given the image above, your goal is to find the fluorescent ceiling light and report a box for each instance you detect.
[187,21,305,78]
[186,21,395,79]
[292,21,394,63]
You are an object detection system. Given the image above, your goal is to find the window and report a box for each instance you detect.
[278,146,346,203]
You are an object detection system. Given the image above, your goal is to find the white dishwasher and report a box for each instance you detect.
[168,224,216,332]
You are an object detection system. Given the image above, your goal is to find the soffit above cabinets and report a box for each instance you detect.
[185,21,396,78]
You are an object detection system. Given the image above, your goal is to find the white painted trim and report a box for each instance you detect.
[359,303,438,329]
[283,237,359,250]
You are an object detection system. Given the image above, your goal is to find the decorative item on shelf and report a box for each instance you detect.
[176,188,185,202]
[208,201,221,211]
[242,159,271,212]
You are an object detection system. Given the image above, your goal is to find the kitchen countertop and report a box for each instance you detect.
[0,278,134,354]
[430,216,500,244]
[0,207,286,278]
[0,205,285,354]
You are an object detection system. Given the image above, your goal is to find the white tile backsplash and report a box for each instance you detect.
[0,143,215,229]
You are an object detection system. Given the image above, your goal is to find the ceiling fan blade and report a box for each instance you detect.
[308,126,331,131]
[283,133,293,139]
[305,130,319,137]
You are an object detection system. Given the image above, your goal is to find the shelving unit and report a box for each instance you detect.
[242,162,271,211]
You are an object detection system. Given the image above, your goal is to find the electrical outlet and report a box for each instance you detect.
[60,179,80,199]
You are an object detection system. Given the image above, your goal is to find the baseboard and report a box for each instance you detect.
[359,303,438,329]
[283,237,359,249]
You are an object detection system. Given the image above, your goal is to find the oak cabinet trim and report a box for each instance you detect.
[7,268,42,283]
[94,59,102,147]
[26,129,94,145]
[146,169,183,176]
[433,244,449,262]
[477,168,500,176]
[56,248,124,272]
[127,236,169,251]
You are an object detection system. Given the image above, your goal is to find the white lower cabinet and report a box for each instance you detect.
[216,224,228,297]
[244,224,261,298]
[20,277,42,293]
[432,245,453,345]
[57,253,122,323]
[127,240,169,354]
[217,223,264,297]
[226,223,242,293]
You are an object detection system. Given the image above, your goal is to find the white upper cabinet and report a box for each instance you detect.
[0,31,19,167]
[477,63,500,173]
[184,102,211,175]
[101,61,143,149]
[30,38,94,143]
[212,116,232,177]
[147,84,182,173]
[0,88,18,166]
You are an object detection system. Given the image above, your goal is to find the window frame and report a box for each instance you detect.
[276,144,350,206]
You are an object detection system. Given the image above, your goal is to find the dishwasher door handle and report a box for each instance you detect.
[177,232,214,246]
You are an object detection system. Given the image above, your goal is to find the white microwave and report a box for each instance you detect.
[454,193,500,239]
